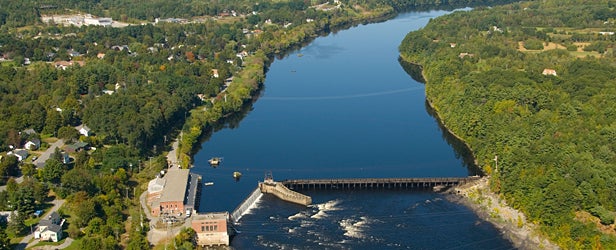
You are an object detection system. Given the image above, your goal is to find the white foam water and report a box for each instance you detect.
[309,199,342,219]
[339,216,371,239]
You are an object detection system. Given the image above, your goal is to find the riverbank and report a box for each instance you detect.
[398,57,559,249]
[449,177,559,250]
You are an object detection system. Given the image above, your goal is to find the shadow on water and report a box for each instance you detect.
[398,57,483,176]
[189,86,265,157]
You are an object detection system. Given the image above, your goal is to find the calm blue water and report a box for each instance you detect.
[192,9,514,249]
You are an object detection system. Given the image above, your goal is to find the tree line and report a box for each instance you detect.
[400,0,616,248]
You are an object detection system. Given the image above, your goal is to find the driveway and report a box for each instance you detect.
[33,139,64,168]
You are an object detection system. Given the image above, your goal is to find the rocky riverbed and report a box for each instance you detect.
[449,177,560,250]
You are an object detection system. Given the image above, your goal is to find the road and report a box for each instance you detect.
[14,199,66,250]
[33,139,64,168]
[167,135,180,170]
[0,140,64,192]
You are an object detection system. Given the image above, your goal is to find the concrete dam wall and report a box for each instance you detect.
[259,180,311,206]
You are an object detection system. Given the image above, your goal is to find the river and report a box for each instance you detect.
[190,9,515,249]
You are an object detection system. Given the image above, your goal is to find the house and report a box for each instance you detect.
[34,211,64,242]
[8,149,28,162]
[192,212,230,247]
[211,69,219,78]
[235,51,248,60]
[111,45,130,52]
[22,128,37,135]
[67,50,81,58]
[25,138,41,150]
[53,60,85,70]
[97,53,106,59]
[64,142,89,153]
[542,68,557,76]
[459,52,475,59]
[76,124,91,136]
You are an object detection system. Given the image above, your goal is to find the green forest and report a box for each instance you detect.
[399,0,616,248]
[1,0,517,249]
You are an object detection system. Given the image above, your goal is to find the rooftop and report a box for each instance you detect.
[148,176,166,193]
[160,169,190,203]
[193,212,229,221]
[185,173,202,209]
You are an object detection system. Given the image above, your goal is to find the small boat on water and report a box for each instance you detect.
[208,157,223,166]
[204,182,214,186]
[233,171,242,179]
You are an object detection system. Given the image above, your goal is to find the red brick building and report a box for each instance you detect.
[191,212,230,246]
[149,169,191,217]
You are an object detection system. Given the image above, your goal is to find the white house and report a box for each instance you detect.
[8,149,28,162]
[76,124,91,137]
[25,138,41,150]
[34,212,64,242]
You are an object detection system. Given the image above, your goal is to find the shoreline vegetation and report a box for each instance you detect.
[420,76,559,249]
[450,177,559,249]
[399,0,616,248]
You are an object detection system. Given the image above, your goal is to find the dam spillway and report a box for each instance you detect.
[281,176,480,190]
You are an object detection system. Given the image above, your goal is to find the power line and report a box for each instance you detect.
[260,86,423,101]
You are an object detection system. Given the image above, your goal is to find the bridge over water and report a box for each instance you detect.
[282,176,481,190]
[229,176,480,224]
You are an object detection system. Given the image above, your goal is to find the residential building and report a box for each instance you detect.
[34,211,64,242]
[64,142,89,153]
[25,138,41,150]
[8,149,28,162]
[542,68,557,76]
[76,124,91,136]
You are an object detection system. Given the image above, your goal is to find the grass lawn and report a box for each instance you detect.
[62,238,82,250]
[10,236,24,245]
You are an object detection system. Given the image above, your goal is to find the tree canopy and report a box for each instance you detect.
[400,0,616,248]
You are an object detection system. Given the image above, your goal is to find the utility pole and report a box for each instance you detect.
[494,155,498,173]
